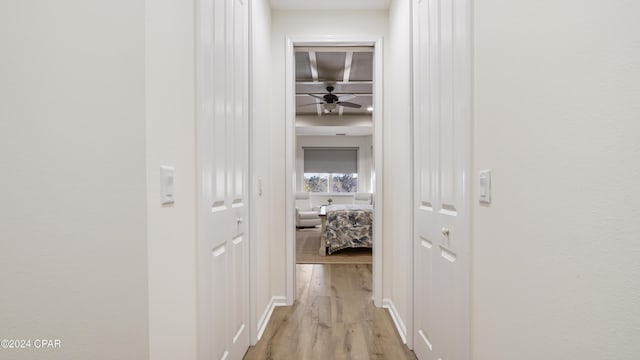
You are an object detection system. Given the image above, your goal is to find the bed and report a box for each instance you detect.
[319,204,373,256]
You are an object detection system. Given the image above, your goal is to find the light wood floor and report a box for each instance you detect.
[244,264,416,360]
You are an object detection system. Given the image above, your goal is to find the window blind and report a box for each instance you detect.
[303,147,358,173]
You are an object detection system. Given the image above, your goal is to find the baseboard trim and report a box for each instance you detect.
[382,298,408,344]
[256,296,287,341]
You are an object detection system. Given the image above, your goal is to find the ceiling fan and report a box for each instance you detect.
[299,85,362,113]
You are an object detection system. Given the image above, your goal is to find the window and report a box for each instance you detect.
[303,148,358,192]
[303,172,358,193]
[303,173,328,192]
[332,173,358,192]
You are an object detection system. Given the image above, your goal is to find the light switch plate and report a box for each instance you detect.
[160,166,175,205]
[479,169,491,205]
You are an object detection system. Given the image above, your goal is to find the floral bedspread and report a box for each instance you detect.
[324,204,373,254]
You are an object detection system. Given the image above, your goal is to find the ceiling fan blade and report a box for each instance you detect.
[307,94,325,101]
[297,102,323,107]
[338,94,356,102]
[337,101,362,108]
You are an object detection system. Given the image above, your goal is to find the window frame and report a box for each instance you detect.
[303,172,359,193]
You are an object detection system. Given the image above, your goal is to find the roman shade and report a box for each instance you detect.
[303,147,358,173]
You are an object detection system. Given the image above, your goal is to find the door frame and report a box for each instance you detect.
[284,35,384,307]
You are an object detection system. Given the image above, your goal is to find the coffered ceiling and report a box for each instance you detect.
[295,47,373,117]
[270,0,390,10]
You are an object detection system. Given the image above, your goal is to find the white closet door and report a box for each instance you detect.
[412,0,471,359]
[197,0,250,359]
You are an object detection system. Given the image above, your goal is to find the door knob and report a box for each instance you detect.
[237,217,244,224]
[442,227,450,236]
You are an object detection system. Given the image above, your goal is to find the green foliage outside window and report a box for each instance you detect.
[303,173,358,193]
[332,173,358,192]
[304,174,328,192]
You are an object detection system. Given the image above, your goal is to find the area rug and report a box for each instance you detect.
[296,227,372,264]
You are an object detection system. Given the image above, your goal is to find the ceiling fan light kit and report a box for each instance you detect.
[324,103,337,112]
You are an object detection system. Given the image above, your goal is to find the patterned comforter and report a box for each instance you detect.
[324,204,373,254]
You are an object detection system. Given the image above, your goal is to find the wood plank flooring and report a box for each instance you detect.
[244,264,416,360]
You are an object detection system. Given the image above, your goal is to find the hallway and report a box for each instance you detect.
[3,0,640,359]
[244,264,415,359]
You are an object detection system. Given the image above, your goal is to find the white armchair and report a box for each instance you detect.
[354,192,373,205]
[295,192,321,228]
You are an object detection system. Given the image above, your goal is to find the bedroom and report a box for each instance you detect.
[293,46,376,265]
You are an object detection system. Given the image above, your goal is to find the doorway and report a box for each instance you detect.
[294,47,374,265]
[284,36,384,307]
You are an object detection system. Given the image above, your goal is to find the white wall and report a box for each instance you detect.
[296,115,372,128]
[473,0,640,358]
[270,9,389,296]
[307,193,362,208]
[295,115,373,136]
[250,0,274,343]
[383,0,412,343]
[0,1,149,359]
[146,1,198,359]
[296,135,373,193]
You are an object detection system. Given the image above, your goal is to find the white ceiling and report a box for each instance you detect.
[270,0,390,10]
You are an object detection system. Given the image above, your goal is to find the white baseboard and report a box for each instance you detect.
[382,298,408,344]
[256,296,287,341]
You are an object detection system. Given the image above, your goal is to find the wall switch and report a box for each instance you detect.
[479,170,491,205]
[160,166,175,205]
